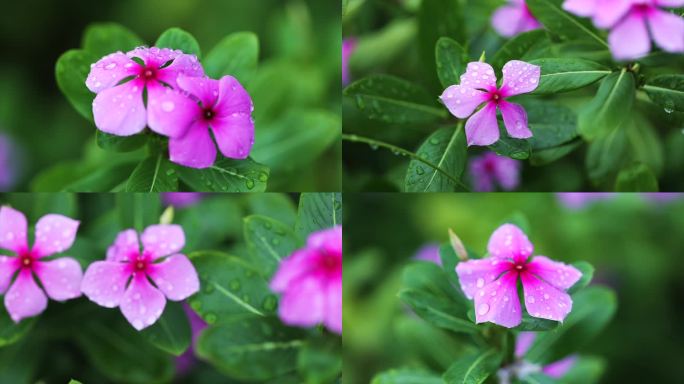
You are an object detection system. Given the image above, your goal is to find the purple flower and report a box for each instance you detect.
[86,46,204,137]
[413,243,442,265]
[175,302,207,376]
[81,225,200,330]
[556,193,616,209]
[470,151,521,191]
[440,60,540,146]
[270,226,342,334]
[563,0,684,60]
[492,0,542,37]
[342,39,357,85]
[455,224,581,328]
[0,206,82,322]
[162,193,204,208]
[516,332,578,378]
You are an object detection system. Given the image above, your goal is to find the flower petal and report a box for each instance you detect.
[0,206,28,252]
[0,256,19,294]
[32,214,80,258]
[106,229,140,262]
[176,74,219,108]
[168,121,217,169]
[307,226,343,256]
[498,100,533,139]
[656,0,684,6]
[500,60,540,97]
[278,274,326,328]
[608,12,651,60]
[34,257,83,301]
[156,54,205,89]
[492,5,526,37]
[127,46,180,68]
[526,256,582,290]
[215,76,254,114]
[81,261,131,307]
[440,85,488,119]
[543,355,578,378]
[211,111,254,160]
[592,0,635,28]
[492,154,521,190]
[460,62,498,91]
[487,223,534,262]
[562,0,598,17]
[473,272,522,328]
[141,224,185,259]
[270,249,318,292]
[648,9,684,54]
[515,332,537,357]
[324,277,342,334]
[147,254,200,301]
[92,80,147,136]
[120,274,167,330]
[4,270,48,323]
[456,257,513,299]
[86,52,140,93]
[465,103,500,146]
[520,271,573,322]
[146,82,200,138]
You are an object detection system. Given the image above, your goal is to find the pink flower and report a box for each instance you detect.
[470,151,521,191]
[455,224,582,328]
[413,243,442,265]
[556,193,616,209]
[563,0,684,60]
[81,225,200,330]
[162,193,204,208]
[270,226,342,334]
[440,60,540,146]
[342,39,357,85]
[0,206,82,322]
[516,332,578,378]
[0,133,18,191]
[492,0,542,37]
[86,46,204,137]
[157,74,255,168]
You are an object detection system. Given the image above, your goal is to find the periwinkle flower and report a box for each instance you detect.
[470,151,521,192]
[440,60,540,146]
[455,224,582,328]
[492,0,542,37]
[342,38,357,85]
[270,226,342,334]
[0,206,82,322]
[81,225,200,330]
[162,192,204,208]
[413,243,442,265]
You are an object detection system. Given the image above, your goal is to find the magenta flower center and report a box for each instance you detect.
[17,249,37,270]
[203,108,216,121]
[140,66,158,82]
[318,251,341,277]
[487,89,504,105]
[127,251,153,273]
[513,262,527,272]
[631,3,654,16]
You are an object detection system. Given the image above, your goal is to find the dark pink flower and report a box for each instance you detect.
[563,0,684,60]
[470,151,521,191]
[270,226,342,334]
[81,225,200,330]
[0,206,82,322]
[440,60,540,146]
[492,0,542,37]
[455,224,581,328]
[86,47,204,137]
[342,39,357,85]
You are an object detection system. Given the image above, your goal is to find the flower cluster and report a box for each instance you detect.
[86,46,255,169]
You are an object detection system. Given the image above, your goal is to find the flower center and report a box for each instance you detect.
[141,66,157,81]
[18,250,35,270]
[514,262,526,272]
[319,251,341,276]
[203,108,215,121]
[131,253,152,273]
[489,90,503,105]
[632,3,653,15]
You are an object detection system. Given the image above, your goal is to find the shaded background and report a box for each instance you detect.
[0,0,341,192]
[343,193,684,383]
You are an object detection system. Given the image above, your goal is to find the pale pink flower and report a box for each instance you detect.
[413,243,441,265]
[440,60,540,146]
[342,39,357,85]
[81,225,200,330]
[0,206,82,322]
[270,226,342,334]
[455,224,581,328]
[492,0,542,37]
[470,151,521,191]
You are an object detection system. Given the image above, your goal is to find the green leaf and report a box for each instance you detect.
[518,314,560,331]
[155,27,201,57]
[344,75,447,124]
[372,369,444,384]
[489,127,531,160]
[526,0,608,48]
[125,154,179,192]
[69,380,84,384]
[96,130,147,152]
[530,140,582,166]
[55,49,98,121]
[419,0,465,83]
[177,197,243,250]
[0,307,36,348]
[0,337,42,384]
[196,317,305,381]
[244,215,301,278]
[615,162,659,192]
[443,349,502,384]
[585,127,628,185]
[578,69,635,140]
[529,58,611,94]
[297,336,342,384]
[140,302,191,356]
[436,37,467,88]
[561,356,605,384]
[204,32,259,83]
[188,251,277,324]
[568,261,594,294]
[33,193,78,218]
[643,74,684,113]
[522,373,557,384]
[177,157,269,192]
[527,101,578,150]
[405,125,467,192]
[246,194,298,227]
[116,193,162,232]
[295,192,342,238]
[492,30,548,70]
[82,22,143,58]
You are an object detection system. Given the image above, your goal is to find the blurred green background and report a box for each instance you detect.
[343,193,684,383]
[0,0,341,192]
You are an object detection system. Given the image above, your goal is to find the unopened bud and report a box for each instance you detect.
[448,228,468,261]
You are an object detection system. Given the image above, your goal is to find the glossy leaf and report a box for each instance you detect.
[578,70,635,140]
[615,163,659,192]
[405,125,467,192]
[125,154,179,192]
[526,0,608,48]
[177,197,243,250]
[295,192,342,238]
[568,261,594,294]
[55,49,98,121]
[492,30,548,70]
[518,314,560,331]
[140,302,191,356]
[82,22,143,58]
[443,349,502,384]
[297,336,342,384]
[489,126,531,160]
[246,194,298,227]
[204,32,259,83]
[177,157,269,192]
[527,101,578,150]
[436,37,467,88]
[372,369,444,384]
[529,58,611,94]
[155,27,201,58]
[562,356,605,384]
[244,215,301,278]
[96,130,147,152]
[530,140,582,166]
[643,74,684,113]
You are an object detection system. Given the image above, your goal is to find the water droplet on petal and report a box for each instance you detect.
[477,303,490,315]
[105,63,117,70]
[476,278,485,288]
[162,101,175,112]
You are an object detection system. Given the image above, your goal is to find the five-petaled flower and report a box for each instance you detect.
[81,224,200,330]
[0,206,82,323]
[455,224,582,328]
[440,60,540,146]
[270,225,342,334]
[470,151,521,192]
[563,0,684,60]
[492,0,542,37]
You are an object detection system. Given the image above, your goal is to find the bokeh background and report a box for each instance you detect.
[0,0,341,192]
[343,193,684,383]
